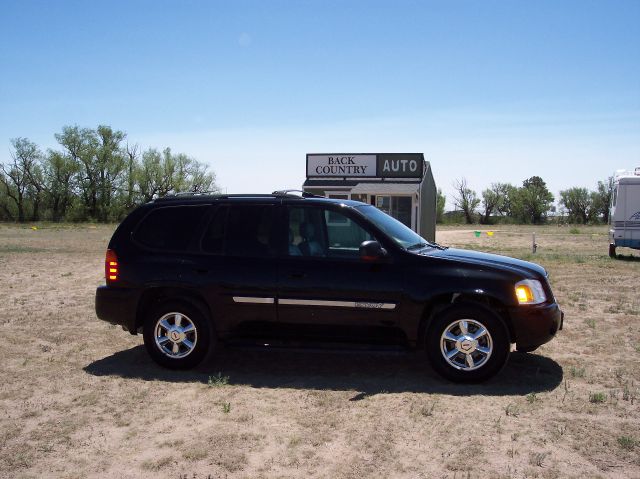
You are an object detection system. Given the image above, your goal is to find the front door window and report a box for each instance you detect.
[287,206,374,259]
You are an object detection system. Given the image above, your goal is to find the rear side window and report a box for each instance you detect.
[201,204,276,258]
[201,206,227,255]
[134,206,208,251]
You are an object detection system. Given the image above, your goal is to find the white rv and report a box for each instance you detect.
[609,168,640,257]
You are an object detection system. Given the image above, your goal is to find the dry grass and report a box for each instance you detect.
[0,222,638,478]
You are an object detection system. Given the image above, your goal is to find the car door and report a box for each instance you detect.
[194,202,280,333]
[277,202,404,334]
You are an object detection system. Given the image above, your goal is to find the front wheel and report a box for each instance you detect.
[143,300,214,369]
[426,304,510,382]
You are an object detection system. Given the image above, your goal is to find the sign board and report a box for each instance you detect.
[307,155,376,177]
[376,154,424,178]
[307,153,424,179]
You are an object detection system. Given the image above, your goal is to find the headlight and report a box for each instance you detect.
[515,279,547,305]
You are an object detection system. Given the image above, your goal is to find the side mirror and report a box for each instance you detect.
[359,240,387,261]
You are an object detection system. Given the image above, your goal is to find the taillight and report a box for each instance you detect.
[105,249,119,283]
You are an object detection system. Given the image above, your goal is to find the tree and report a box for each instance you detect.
[43,149,80,221]
[185,159,217,193]
[94,125,127,221]
[494,183,513,215]
[513,176,554,224]
[453,178,480,224]
[136,147,218,202]
[55,125,99,219]
[436,188,446,223]
[0,138,42,222]
[1,124,219,222]
[591,176,614,223]
[55,125,128,221]
[481,183,508,224]
[136,148,168,202]
[123,143,139,210]
[0,181,11,220]
[559,187,593,223]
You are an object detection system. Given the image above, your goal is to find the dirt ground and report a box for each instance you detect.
[0,222,638,478]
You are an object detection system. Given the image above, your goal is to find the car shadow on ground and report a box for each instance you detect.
[84,344,563,397]
[614,253,640,262]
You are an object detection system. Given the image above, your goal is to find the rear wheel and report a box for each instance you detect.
[426,303,510,382]
[609,243,616,258]
[143,300,213,369]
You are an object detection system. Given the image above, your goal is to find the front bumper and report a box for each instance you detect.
[95,286,139,334]
[508,302,563,352]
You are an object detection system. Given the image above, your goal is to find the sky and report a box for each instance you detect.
[1,0,638,207]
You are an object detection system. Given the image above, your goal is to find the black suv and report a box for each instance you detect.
[95,191,563,382]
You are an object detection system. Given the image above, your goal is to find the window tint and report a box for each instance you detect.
[287,206,373,259]
[326,194,349,224]
[324,209,373,257]
[288,207,327,257]
[201,206,227,254]
[225,204,276,258]
[135,206,207,251]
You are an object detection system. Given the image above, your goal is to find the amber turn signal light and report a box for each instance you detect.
[515,285,533,303]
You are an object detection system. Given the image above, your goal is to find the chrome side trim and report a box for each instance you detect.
[232,296,275,304]
[279,298,396,310]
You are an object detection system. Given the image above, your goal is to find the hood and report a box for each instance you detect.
[423,247,547,278]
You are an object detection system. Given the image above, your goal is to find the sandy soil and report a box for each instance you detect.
[0,223,638,478]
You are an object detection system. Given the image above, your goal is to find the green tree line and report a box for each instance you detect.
[0,125,218,222]
[437,175,614,225]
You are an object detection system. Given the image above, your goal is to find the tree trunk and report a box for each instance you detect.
[464,209,474,224]
[32,198,40,221]
[17,192,24,222]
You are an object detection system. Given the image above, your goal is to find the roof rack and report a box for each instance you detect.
[153,191,223,202]
[271,189,324,198]
[171,191,221,196]
[153,190,325,202]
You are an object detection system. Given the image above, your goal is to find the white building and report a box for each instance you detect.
[302,153,437,241]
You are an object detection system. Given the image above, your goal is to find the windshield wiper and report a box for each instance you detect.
[428,241,449,251]
[407,241,448,251]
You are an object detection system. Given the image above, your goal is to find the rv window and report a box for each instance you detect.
[612,187,617,207]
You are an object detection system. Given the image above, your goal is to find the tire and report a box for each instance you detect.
[143,300,214,369]
[426,303,510,382]
[609,243,616,259]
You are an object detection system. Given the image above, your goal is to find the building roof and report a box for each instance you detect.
[303,179,421,188]
[351,183,420,194]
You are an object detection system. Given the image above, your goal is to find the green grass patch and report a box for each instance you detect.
[569,366,586,378]
[0,244,47,253]
[617,436,638,450]
[208,372,229,387]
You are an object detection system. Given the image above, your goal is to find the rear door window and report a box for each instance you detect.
[201,204,277,258]
[134,205,208,251]
[201,206,228,255]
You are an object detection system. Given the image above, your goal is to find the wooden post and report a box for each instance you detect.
[532,232,537,254]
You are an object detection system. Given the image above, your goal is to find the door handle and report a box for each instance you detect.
[290,272,307,279]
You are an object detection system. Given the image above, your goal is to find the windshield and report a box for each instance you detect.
[355,204,429,249]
